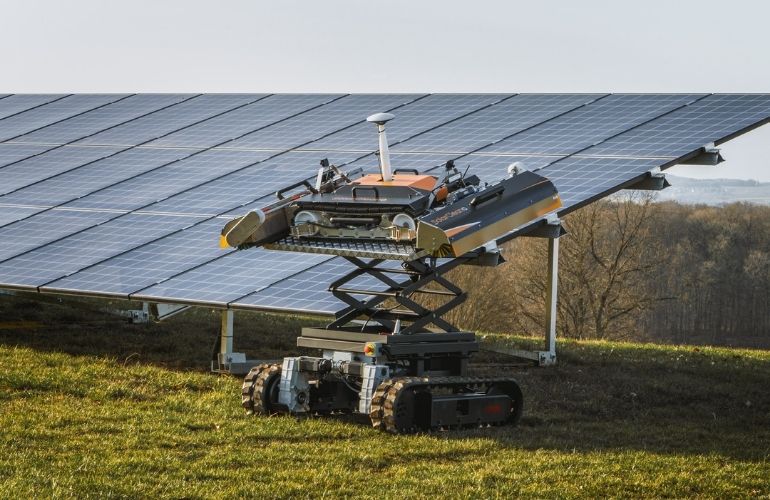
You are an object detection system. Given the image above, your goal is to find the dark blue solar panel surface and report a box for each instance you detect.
[586,94,770,158]
[0,144,54,168]
[62,149,274,212]
[75,94,259,147]
[480,94,706,155]
[0,93,767,314]
[301,94,509,152]
[0,94,67,120]
[391,94,602,154]
[0,206,43,227]
[45,218,232,296]
[0,146,124,195]
[146,94,341,149]
[225,94,424,150]
[0,94,132,141]
[133,249,333,306]
[147,151,362,216]
[0,213,201,288]
[14,94,200,145]
[0,147,192,208]
[0,209,113,261]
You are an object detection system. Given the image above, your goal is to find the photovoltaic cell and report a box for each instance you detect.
[391,94,602,154]
[0,94,67,120]
[338,152,456,177]
[232,257,381,314]
[540,156,661,210]
[44,219,233,296]
[225,94,424,150]
[0,146,123,195]
[480,94,706,155]
[0,144,54,168]
[461,154,562,181]
[0,93,768,313]
[16,94,198,145]
[0,147,191,207]
[133,248,333,306]
[0,209,113,261]
[586,94,770,158]
[150,151,362,217]
[147,94,342,149]
[0,94,130,142]
[74,94,260,147]
[0,213,201,288]
[62,149,274,213]
[301,94,510,152]
[0,205,44,227]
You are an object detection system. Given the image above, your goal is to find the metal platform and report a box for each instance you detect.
[265,236,429,261]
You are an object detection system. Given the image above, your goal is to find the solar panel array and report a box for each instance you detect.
[0,93,768,315]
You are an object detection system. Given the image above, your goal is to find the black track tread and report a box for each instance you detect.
[376,376,523,434]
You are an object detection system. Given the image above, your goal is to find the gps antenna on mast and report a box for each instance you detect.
[366,112,395,182]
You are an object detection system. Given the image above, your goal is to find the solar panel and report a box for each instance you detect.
[0,213,201,289]
[14,94,203,146]
[146,94,342,149]
[586,94,770,158]
[147,151,362,216]
[0,144,54,168]
[0,94,134,141]
[0,94,68,120]
[133,249,333,306]
[44,218,233,297]
[224,94,424,150]
[0,93,767,315]
[0,147,192,208]
[74,94,260,147]
[0,209,113,262]
[0,146,123,196]
[300,94,510,152]
[391,94,602,154]
[0,206,43,227]
[479,94,706,155]
[232,257,380,314]
[60,149,274,212]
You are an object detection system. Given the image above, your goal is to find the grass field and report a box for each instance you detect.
[1,293,769,498]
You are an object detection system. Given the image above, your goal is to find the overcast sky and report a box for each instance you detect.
[1,0,768,180]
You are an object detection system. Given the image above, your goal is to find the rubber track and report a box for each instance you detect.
[370,376,522,434]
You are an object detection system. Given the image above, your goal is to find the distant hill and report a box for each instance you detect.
[654,175,770,205]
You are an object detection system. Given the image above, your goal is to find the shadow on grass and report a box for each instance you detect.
[2,291,769,461]
[0,291,320,370]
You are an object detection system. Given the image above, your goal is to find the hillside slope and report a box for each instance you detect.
[1,301,769,498]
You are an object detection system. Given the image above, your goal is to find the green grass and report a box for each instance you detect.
[1,293,769,498]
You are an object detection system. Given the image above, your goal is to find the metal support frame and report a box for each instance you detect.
[211,309,268,375]
[681,142,724,166]
[627,168,671,191]
[149,302,191,321]
[328,255,474,335]
[486,219,561,366]
[125,302,150,323]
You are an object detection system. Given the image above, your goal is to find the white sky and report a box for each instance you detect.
[1,0,768,180]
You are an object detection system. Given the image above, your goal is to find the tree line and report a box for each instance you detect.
[437,196,770,349]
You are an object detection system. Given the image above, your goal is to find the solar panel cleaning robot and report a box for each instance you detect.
[221,112,562,433]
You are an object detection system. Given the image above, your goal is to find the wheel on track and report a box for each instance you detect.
[242,363,282,415]
[486,380,524,425]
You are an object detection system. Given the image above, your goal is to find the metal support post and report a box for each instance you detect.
[541,235,559,366]
[212,309,271,375]
[220,309,234,356]
[481,219,561,366]
[212,310,247,374]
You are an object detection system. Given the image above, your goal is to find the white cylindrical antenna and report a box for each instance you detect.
[367,112,395,182]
